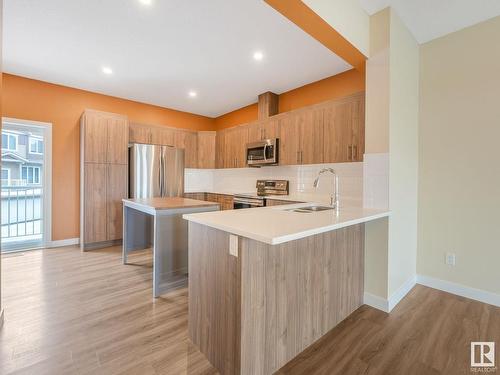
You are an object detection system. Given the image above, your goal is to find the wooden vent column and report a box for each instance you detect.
[258,91,279,120]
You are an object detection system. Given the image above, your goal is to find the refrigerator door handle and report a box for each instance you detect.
[159,148,164,196]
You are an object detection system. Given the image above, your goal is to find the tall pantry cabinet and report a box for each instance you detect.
[80,110,128,250]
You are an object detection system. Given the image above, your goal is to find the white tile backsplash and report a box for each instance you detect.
[185,162,364,204]
[184,169,214,192]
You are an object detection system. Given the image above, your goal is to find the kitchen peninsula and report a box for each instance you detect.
[183,203,389,374]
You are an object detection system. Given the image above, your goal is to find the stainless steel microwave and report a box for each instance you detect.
[246,139,279,166]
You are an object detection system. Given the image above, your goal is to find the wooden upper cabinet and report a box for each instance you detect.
[82,112,108,163]
[215,129,226,169]
[224,125,248,168]
[175,130,198,168]
[107,116,129,164]
[161,128,176,146]
[82,110,128,164]
[279,115,301,166]
[247,121,263,143]
[324,103,350,162]
[299,106,324,165]
[150,126,175,146]
[280,108,323,166]
[129,122,151,144]
[351,94,365,162]
[106,164,127,241]
[323,93,365,163]
[263,118,279,140]
[197,131,216,169]
[222,128,235,168]
[248,118,280,143]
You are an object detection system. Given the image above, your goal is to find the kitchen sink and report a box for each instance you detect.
[286,205,335,213]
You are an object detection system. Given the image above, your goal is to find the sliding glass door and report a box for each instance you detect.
[1,118,51,252]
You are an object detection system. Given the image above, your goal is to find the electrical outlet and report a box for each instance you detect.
[445,252,456,266]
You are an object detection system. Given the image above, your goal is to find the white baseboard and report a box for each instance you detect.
[364,275,416,313]
[417,274,500,308]
[364,292,389,312]
[46,238,79,248]
[388,275,416,312]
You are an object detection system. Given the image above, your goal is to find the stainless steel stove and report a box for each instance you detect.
[233,193,265,209]
[233,180,289,209]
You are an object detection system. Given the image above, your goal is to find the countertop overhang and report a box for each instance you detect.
[123,197,219,215]
[183,203,390,245]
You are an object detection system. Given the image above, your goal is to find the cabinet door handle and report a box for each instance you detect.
[300,151,303,164]
[348,145,352,161]
[352,145,357,161]
[296,151,300,164]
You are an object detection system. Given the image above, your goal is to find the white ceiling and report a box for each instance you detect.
[3,0,352,117]
[359,0,500,44]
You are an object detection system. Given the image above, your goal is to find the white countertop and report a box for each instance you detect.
[183,202,389,245]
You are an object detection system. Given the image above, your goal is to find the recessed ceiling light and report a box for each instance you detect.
[253,51,264,61]
[188,91,197,98]
[102,66,113,75]
[139,0,153,5]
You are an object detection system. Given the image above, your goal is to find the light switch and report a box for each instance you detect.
[229,235,238,257]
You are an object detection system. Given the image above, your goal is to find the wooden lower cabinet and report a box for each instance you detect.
[265,198,302,206]
[82,162,127,249]
[106,164,128,241]
[204,193,234,210]
[83,163,108,244]
[184,192,206,201]
[189,223,364,375]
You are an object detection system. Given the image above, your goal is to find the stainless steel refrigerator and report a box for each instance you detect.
[129,143,184,198]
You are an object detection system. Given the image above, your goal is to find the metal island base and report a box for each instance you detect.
[122,197,219,298]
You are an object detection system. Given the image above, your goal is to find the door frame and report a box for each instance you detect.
[2,117,52,249]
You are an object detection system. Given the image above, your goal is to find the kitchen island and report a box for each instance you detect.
[183,203,389,375]
[122,197,219,297]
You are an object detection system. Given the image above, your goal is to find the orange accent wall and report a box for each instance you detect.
[214,69,365,130]
[214,103,258,130]
[2,74,215,241]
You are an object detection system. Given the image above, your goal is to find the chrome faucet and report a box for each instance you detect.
[313,168,339,209]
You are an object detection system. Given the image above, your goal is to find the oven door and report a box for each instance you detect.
[233,197,265,209]
[246,139,278,166]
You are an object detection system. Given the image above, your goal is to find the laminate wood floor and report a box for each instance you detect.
[1,246,499,375]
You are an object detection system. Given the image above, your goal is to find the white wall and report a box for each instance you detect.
[418,15,500,296]
[363,8,419,304]
[387,9,420,298]
[303,0,370,56]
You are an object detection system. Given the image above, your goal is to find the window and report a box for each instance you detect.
[2,132,18,151]
[21,166,41,185]
[29,137,44,154]
[1,168,11,184]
